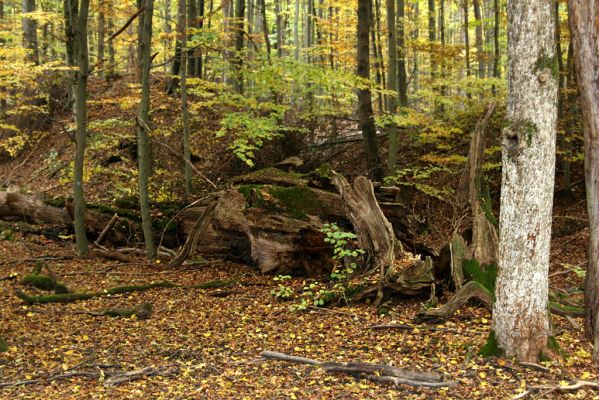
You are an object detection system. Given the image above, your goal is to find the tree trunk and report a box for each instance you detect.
[357,0,383,182]
[473,0,484,78]
[97,0,106,77]
[259,0,271,60]
[396,0,408,107]
[137,0,156,259]
[386,0,398,173]
[22,0,39,64]
[232,0,245,93]
[568,0,599,364]
[136,0,145,78]
[107,1,115,76]
[180,0,192,197]
[463,0,470,77]
[293,0,299,60]
[275,0,283,57]
[492,0,557,362]
[491,0,499,94]
[163,0,172,73]
[186,0,198,76]
[73,0,91,256]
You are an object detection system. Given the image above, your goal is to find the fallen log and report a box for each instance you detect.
[0,191,70,225]
[417,281,494,320]
[86,302,153,320]
[260,350,453,389]
[15,279,234,304]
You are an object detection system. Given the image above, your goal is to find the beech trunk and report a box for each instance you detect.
[492,0,558,361]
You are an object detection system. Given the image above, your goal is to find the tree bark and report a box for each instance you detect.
[22,0,39,64]
[232,0,245,93]
[568,0,599,364]
[492,0,557,362]
[386,0,398,172]
[137,0,156,259]
[180,0,192,196]
[73,0,91,255]
[357,0,383,181]
[396,0,408,107]
[473,0,484,78]
[463,0,470,77]
[97,0,106,76]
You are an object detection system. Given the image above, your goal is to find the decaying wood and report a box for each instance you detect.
[418,281,493,320]
[260,350,452,388]
[449,233,467,290]
[92,248,135,263]
[457,103,499,265]
[170,199,218,267]
[0,191,136,244]
[514,380,599,400]
[104,365,176,386]
[0,191,71,225]
[95,213,119,245]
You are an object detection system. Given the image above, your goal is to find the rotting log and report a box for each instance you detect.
[417,281,494,320]
[0,191,71,225]
[0,192,137,245]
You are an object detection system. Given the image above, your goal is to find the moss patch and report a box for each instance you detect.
[268,185,320,220]
[463,259,497,294]
[534,49,559,81]
[0,336,7,352]
[479,331,502,357]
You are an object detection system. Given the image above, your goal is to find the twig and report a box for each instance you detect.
[104,365,176,386]
[518,362,550,373]
[107,8,145,42]
[260,350,452,388]
[95,213,119,246]
[365,323,480,335]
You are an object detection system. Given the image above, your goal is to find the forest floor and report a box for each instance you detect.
[1,77,596,398]
[0,217,596,400]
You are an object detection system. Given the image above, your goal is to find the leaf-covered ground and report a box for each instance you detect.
[0,232,596,400]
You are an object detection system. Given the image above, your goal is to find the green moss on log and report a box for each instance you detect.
[268,185,320,220]
[15,289,95,304]
[463,259,497,294]
[21,274,70,294]
[187,279,236,289]
[232,167,306,186]
[479,331,502,357]
[103,281,177,295]
[548,301,585,317]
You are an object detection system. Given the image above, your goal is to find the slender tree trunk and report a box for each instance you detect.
[180,0,192,196]
[464,0,470,77]
[386,0,398,173]
[22,0,39,64]
[397,0,407,107]
[492,0,557,362]
[97,0,105,77]
[293,0,299,60]
[65,0,91,256]
[232,0,245,93]
[136,0,145,78]
[197,0,205,78]
[259,0,271,60]
[491,0,499,94]
[357,0,383,181]
[275,0,283,57]
[473,0,484,78]
[187,0,198,75]
[568,0,599,365]
[411,1,419,96]
[163,0,171,73]
[137,0,156,259]
[371,2,383,112]
[107,6,115,76]
[428,0,435,42]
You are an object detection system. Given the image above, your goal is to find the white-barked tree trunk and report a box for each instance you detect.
[492,0,558,361]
